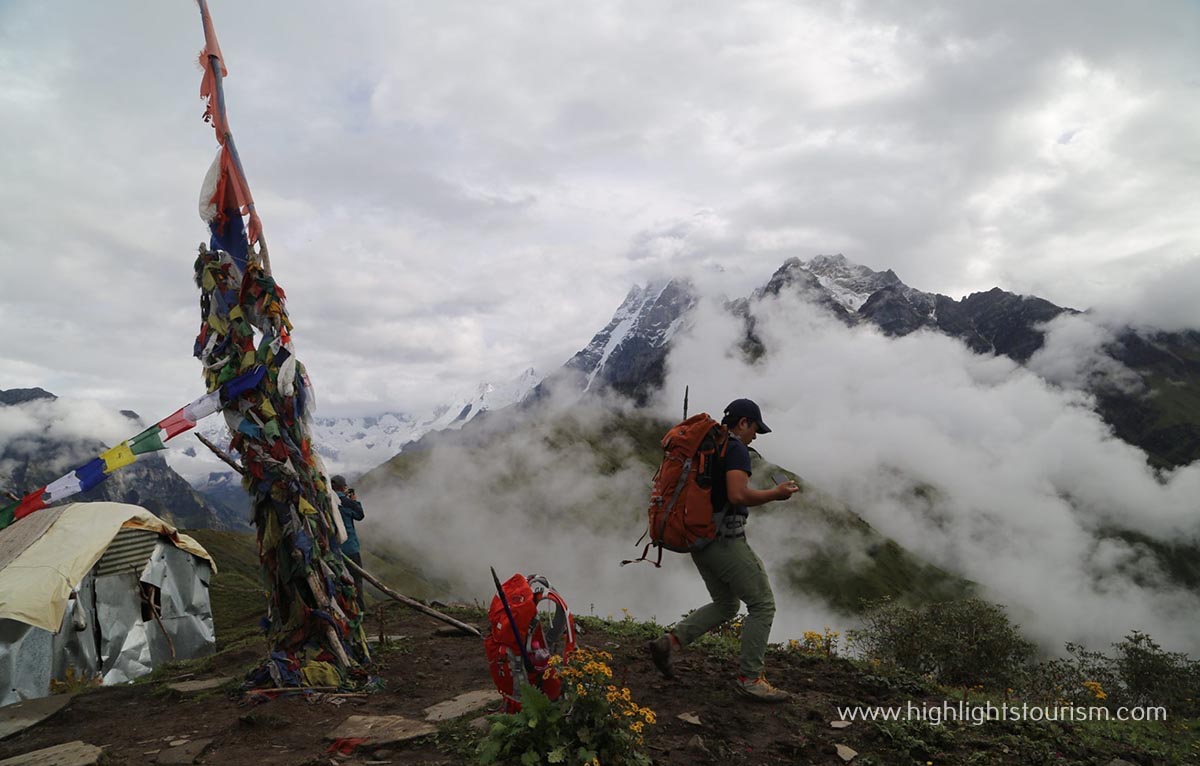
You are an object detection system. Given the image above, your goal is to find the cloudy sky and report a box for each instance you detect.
[1,0,1197,420]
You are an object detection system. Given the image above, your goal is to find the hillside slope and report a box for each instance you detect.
[359,407,974,616]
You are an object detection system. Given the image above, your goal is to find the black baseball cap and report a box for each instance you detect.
[724,398,771,434]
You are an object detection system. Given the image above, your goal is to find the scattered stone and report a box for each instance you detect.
[368,634,410,645]
[0,694,75,741]
[167,677,233,694]
[835,743,858,762]
[685,735,709,755]
[156,738,213,765]
[424,689,499,722]
[830,720,852,729]
[677,712,702,726]
[143,751,161,756]
[168,740,189,747]
[0,741,103,766]
[326,715,437,747]
[371,750,393,759]
[468,716,490,733]
[1107,760,1137,766]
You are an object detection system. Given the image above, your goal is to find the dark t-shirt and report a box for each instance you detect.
[711,436,753,518]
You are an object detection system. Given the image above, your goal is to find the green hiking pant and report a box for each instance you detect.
[672,535,776,678]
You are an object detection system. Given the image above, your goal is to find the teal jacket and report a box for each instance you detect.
[336,491,365,556]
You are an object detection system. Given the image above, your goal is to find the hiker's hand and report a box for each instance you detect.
[773,481,800,501]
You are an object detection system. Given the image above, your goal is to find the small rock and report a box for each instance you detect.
[0,741,103,766]
[468,716,490,733]
[372,750,393,759]
[677,712,702,726]
[169,740,189,747]
[167,677,233,695]
[326,715,437,747]
[835,743,858,762]
[423,689,499,722]
[156,738,214,765]
[1107,760,1137,766]
[830,720,852,729]
[685,735,709,755]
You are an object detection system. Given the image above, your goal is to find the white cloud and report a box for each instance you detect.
[1027,313,1143,393]
[0,0,1197,426]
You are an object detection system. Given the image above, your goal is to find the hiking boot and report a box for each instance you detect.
[734,675,790,703]
[647,633,677,679]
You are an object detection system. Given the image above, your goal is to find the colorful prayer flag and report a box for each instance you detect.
[129,426,166,455]
[44,473,84,501]
[158,408,197,440]
[183,390,221,422]
[221,365,265,401]
[13,488,48,521]
[0,501,17,529]
[75,458,108,493]
[99,442,137,474]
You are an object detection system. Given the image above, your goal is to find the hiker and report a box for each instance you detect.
[332,475,366,610]
[648,398,800,702]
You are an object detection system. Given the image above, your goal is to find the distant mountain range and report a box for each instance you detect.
[559,254,1200,469]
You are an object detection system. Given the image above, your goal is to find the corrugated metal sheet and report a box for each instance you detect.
[93,528,159,577]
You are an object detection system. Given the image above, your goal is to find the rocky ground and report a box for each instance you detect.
[1,598,1196,766]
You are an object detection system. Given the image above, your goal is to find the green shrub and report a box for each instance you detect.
[477,648,654,766]
[1025,631,1200,715]
[849,598,1034,691]
[1113,631,1199,713]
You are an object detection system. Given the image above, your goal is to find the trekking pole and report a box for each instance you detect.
[682,386,689,419]
[490,566,535,674]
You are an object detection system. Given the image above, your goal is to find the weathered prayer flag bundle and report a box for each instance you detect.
[0,367,264,530]
[191,0,367,678]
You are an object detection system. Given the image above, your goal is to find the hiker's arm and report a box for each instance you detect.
[726,470,797,507]
[340,496,365,520]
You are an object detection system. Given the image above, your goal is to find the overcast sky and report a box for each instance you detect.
[1,0,1197,420]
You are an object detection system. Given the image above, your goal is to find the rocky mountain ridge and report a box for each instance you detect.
[561,254,1200,467]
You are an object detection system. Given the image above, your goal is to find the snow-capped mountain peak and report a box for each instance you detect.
[560,278,698,397]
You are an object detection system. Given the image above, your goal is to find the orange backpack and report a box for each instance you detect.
[624,413,729,567]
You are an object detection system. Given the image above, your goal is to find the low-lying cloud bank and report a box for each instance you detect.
[657,295,1200,655]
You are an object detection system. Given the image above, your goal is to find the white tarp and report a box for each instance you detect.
[0,502,214,633]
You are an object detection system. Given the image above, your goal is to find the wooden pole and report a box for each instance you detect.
[195,432,245,474]
[343,555,481,638]
[196,0,272,275]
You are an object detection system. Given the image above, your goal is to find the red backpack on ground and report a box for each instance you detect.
[484,573,577,713]
[623,413,729,567]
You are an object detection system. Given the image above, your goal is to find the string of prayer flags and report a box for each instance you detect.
[0,365,266,531]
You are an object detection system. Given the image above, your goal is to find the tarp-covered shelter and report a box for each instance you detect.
[0,502,217,706]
